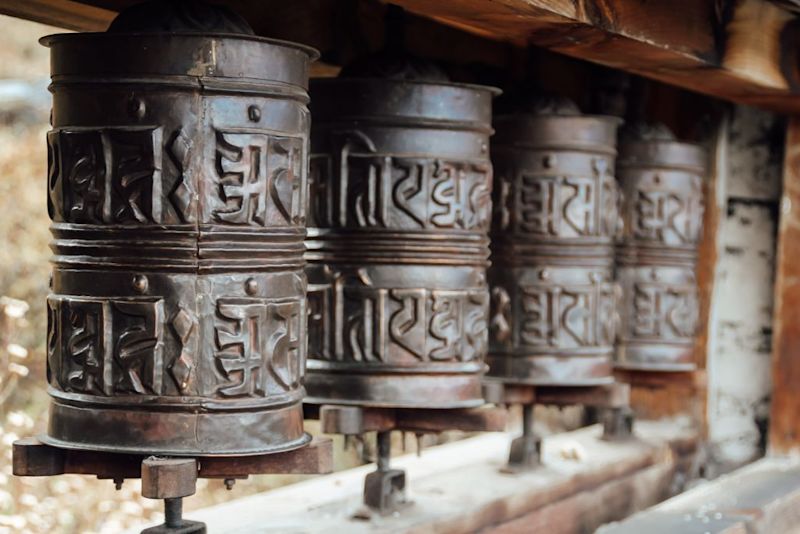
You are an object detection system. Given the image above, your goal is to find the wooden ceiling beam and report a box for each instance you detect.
[390,0,800,113]
[1,0,800,113]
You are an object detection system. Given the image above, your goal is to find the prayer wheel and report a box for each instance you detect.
[305,74,498,407]
[487,99,621,385]
[42,4,317,455]
[615,125,706,371]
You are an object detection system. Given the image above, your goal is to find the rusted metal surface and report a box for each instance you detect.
[616,124,706,371]
[12,436,334,479]
[488,98,621,385]
[304,75,498,408]
[40,6,318,456]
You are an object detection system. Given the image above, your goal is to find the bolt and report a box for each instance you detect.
[248,105,261,122]
[224,478,236,490]
[245,277,258,295]
[132,274,148,293]
[128,97,146,120]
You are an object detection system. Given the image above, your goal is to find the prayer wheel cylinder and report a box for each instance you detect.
[42,16,317,454]
[305,78,498,407]
[615,126,706,371]
[487,103,621,385]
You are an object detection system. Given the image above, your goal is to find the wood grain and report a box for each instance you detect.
[768,116,800,455]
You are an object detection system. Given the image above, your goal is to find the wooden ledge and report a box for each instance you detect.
[598,456,800,533]
[130,420,697,533]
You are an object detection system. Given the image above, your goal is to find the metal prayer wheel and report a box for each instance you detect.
[488,100,621,385]
[305,77,498,407]
[42,15,317,454]
[615,125,706,371]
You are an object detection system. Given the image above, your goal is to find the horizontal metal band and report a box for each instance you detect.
[51,223,306,272]
[486,353,614,386]
[44,395,309,456]
[49,76,310,102]
[491,241,615,262]
[306,231,489,265]
[304,369,485,409]
[306,360,486,375]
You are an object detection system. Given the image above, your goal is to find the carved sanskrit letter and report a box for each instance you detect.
[267,300,303,390]
[561,177,595,236]
[58,298,111,395]
[520,176,558,235]
[389,289,428,360]
[520,285,557,346]
[214,300,269,396]
[430,291,464,361]
[112,300,165,395]
[215,132,270,225]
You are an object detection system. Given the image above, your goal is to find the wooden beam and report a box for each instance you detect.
[5,0,800,113]
[390,0,800,113]
[0,0,113,31]
[769,116,800,456]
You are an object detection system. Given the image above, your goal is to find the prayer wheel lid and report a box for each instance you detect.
[310,54,499,132]
[40,0,318,90]
[618,122,707,174]
[493,94,621,155]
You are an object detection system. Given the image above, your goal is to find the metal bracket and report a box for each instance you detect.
[306,403,507,514]
[13,437,334,533]
[140,457,205,534]
[307,404,508,435]
[484,381,635,472]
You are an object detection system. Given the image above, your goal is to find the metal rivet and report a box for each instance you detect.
[653,174,661,185]
[650,269,659,281]
[248,105,261,122]
[132,274,148,293]
[128,97,145,120]
[539,269,550,281]
[543,154,556,168]
[480,142,488,154]
[245,277,258,295]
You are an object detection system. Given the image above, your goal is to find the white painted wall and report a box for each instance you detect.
[706,105,783,469]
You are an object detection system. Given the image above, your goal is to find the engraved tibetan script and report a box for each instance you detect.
[634,188,700,245]
[518,174,612,238]
[47,296,165,396]
[310,133,491,231]
[631,281,698,340]
[307,273,488,364]
[214,131,304,227]
[47,127,165,224]
[518,281,615,348]
[214,298,304,397]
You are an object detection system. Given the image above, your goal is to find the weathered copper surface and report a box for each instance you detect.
[615,126,706,371]
[42,25,317,455]
[304,77,498,408]
[488,103,621,385]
